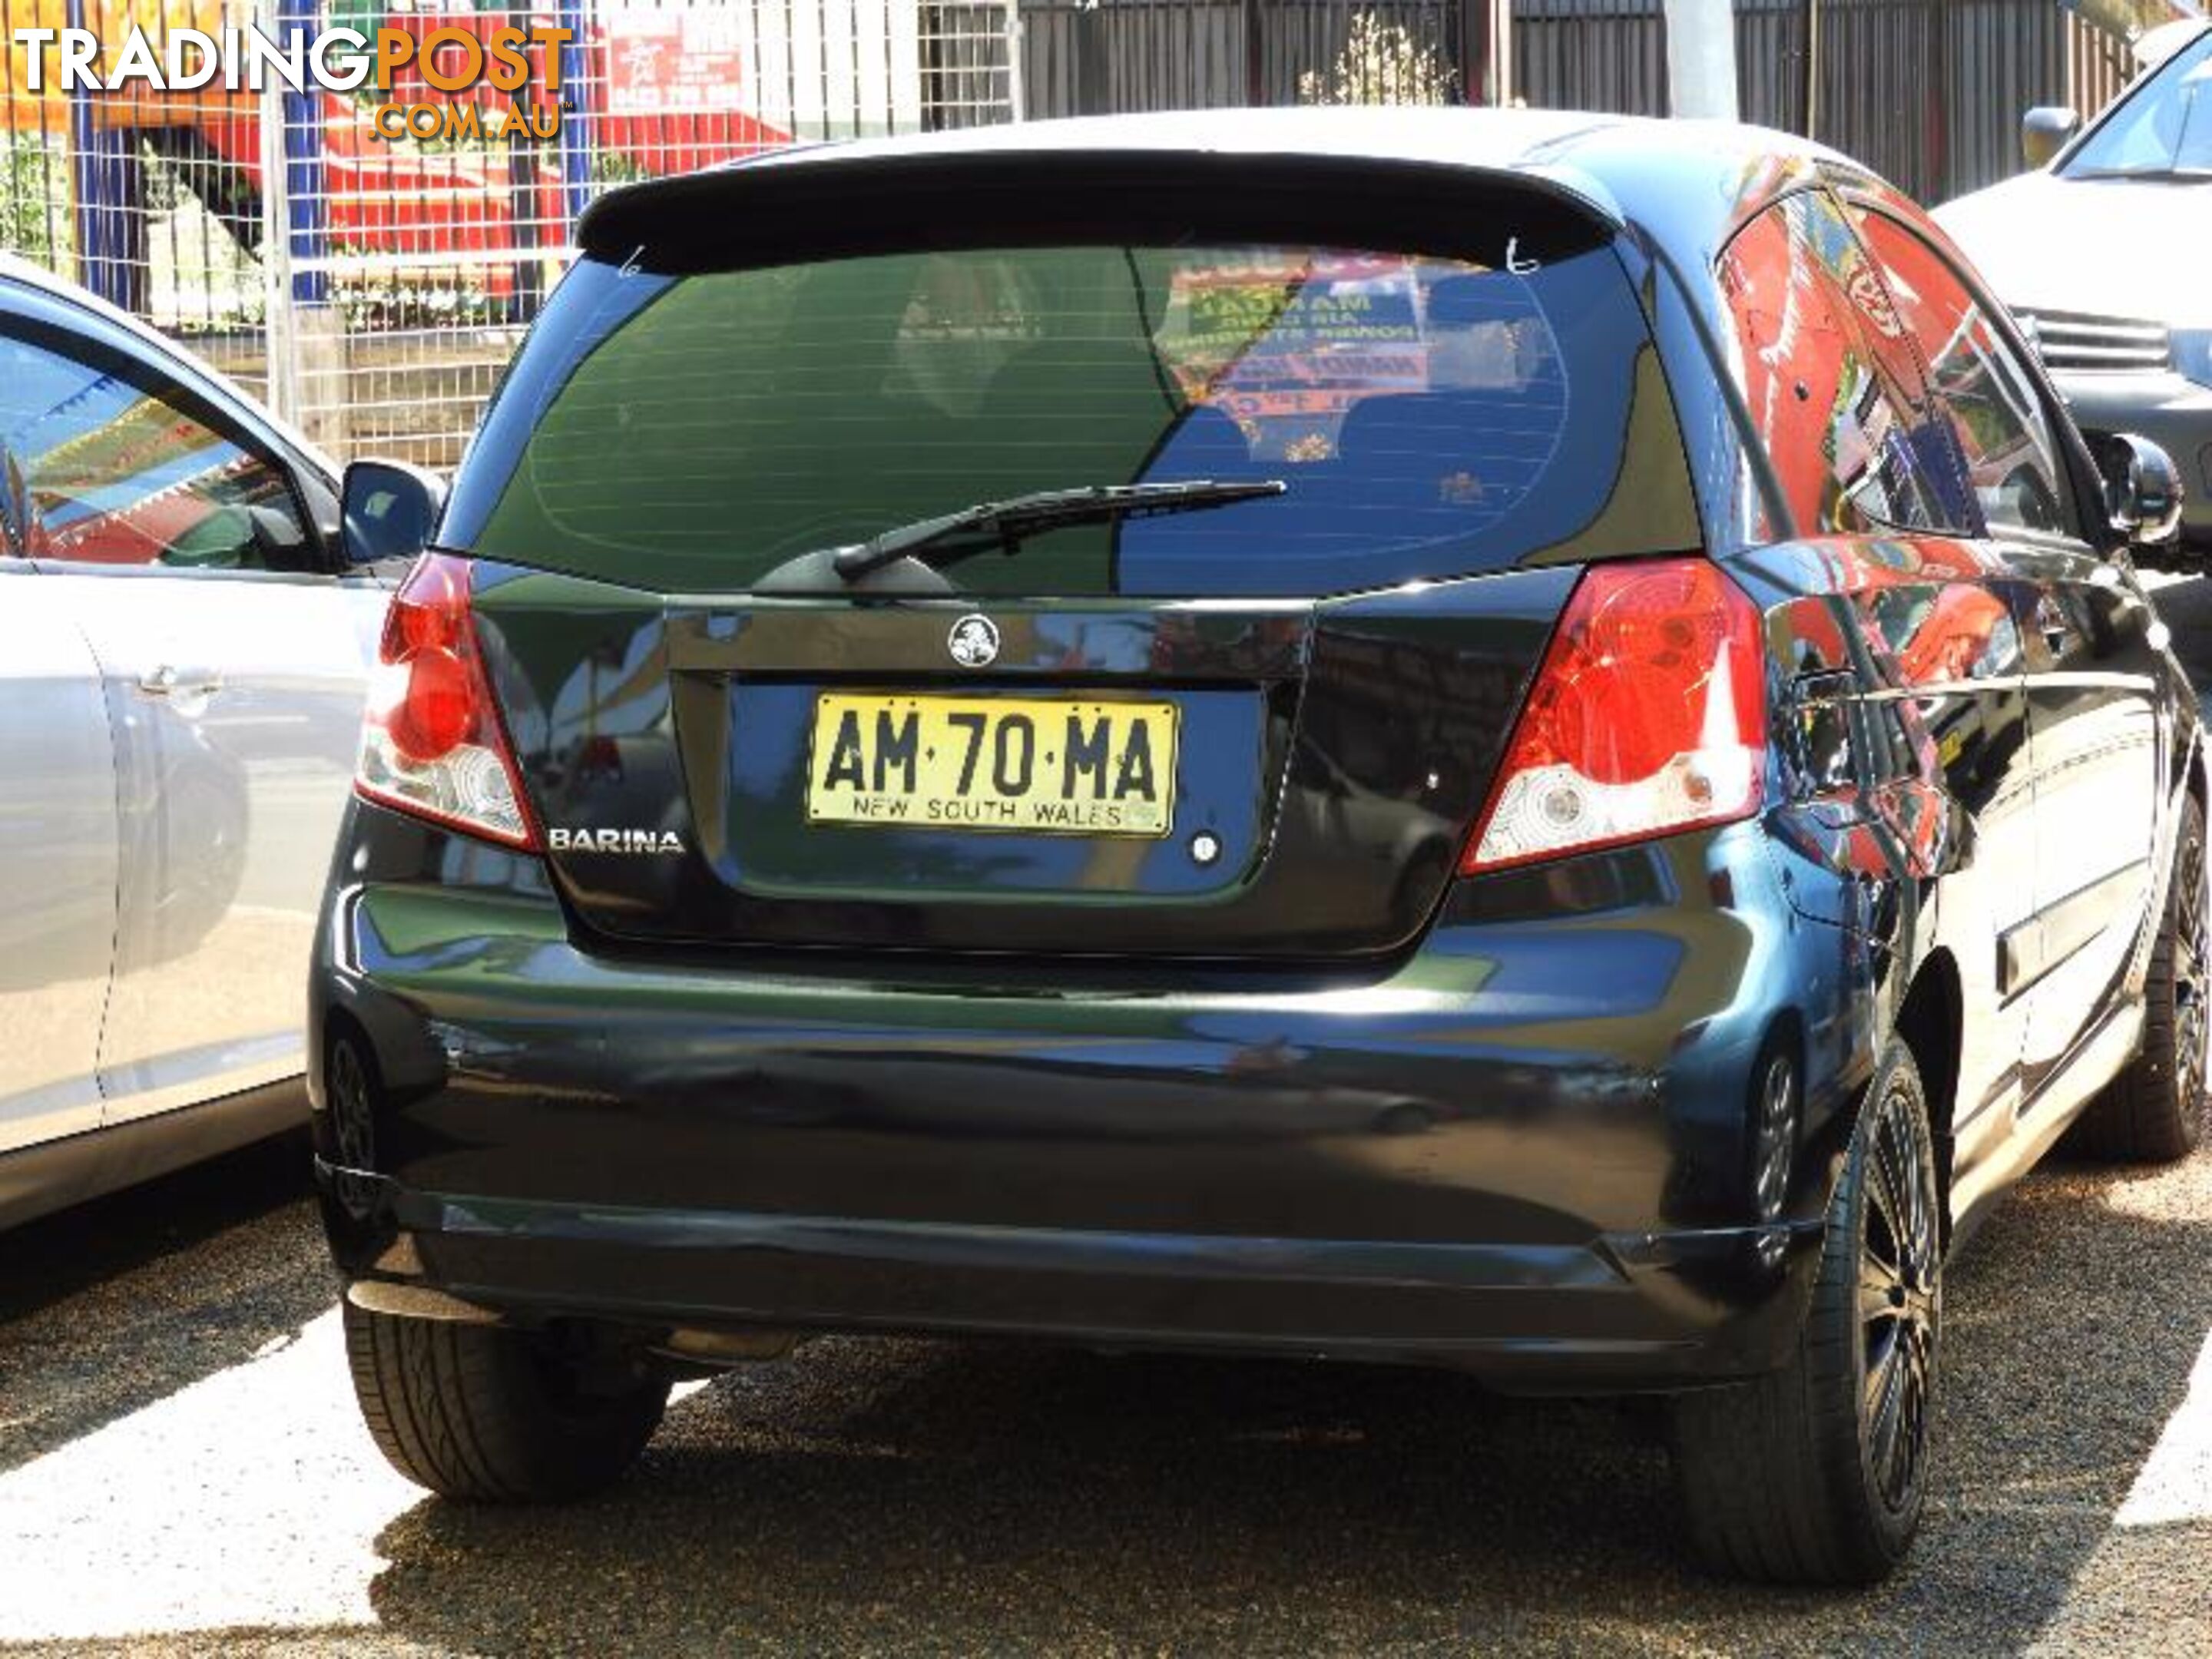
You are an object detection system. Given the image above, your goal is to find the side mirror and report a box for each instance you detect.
[2022,105,2080,169]
[341,459,448,568]
[2091,432,2185,547]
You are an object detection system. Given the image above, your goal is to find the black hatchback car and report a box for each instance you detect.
[313,109,2205,1584]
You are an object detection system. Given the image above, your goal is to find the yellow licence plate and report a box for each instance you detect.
[806,693,1178,837]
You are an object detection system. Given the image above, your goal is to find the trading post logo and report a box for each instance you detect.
[10,20,574,142]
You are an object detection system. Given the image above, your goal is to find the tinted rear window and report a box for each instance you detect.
[444,205,1696,597]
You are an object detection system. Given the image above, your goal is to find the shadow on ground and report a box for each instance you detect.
[0,1131,333,1475]
[353,1153,2212,1656]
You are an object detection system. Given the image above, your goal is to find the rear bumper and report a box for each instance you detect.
[312,803,1879,1391]
[323,1168,1826,1386]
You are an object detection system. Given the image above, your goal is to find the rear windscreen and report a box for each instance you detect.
[443,217,1697,597]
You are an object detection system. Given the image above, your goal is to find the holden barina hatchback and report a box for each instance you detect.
[313,109,2206,1584]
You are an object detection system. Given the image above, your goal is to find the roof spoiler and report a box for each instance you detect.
[576,147,1623,276]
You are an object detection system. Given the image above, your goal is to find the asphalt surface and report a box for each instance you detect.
[2,573,2210,1657]
[2,1131,2208,1656]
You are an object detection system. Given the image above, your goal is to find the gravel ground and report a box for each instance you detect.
[5,571,2210,1656]
[0,1129,2206,1658]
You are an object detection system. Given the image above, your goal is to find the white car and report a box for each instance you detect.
[1935,20,2212,563]
[0,257,421,1226]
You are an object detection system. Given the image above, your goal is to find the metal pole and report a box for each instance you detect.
[1075,0,1107,115]
[1458,0,1505,105]
[1005,0,1028,122]
[1243,0,1264,106]
[1456,0,1478,104]
[1664,0,1740,123]
[1492,0,1512,107]
[1928,0,1950,202]
[558,0,593,234]
[1802,0,1819,138]
[64,0,96,291]
[65,0,144,310]
[277,0,328,304]
[508,106,542,322]
[258,0,296,423]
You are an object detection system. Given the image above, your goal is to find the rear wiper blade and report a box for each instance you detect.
[830,478,1286,584]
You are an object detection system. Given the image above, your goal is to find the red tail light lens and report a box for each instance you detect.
[1462,558,1765,873]
[356,553,538,849]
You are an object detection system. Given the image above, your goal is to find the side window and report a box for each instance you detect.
[1850,210,2074,539]
[0,328,311,571]
[1717,191,1955,541]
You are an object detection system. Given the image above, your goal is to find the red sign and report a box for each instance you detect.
[604,9,747,117]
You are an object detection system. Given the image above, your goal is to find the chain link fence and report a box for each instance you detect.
[2,0,1018,463]
[0,2,2156,466]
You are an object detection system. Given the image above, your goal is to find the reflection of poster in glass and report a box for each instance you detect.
[1162,253,1443,429]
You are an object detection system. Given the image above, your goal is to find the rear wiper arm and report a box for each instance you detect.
[830,478,1286,584]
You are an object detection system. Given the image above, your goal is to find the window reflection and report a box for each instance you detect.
[0,333,304,570]
[1850,210,2070,538]
[1717,194,1949,540]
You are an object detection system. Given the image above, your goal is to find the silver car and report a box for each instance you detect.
[1936,20,2212,565]
[0,258,402,1226]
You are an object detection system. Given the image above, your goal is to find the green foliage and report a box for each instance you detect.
[323,240,507,330]
[1,135,73,267]
[1298,13,1457,108]
[592,151,652,190]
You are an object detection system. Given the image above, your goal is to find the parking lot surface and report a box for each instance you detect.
[2,1129,2207,1657]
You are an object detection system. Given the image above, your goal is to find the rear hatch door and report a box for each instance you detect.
[449,149,1700,959]
[475,570,1580,956]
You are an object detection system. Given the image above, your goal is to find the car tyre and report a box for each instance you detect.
[1671,1038,1941,1584]
[2069,791,2208,1163]
[342,1301,669,1501]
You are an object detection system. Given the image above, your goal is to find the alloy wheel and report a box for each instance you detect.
[1857,1078,1939,1512]
[2173,813,2209,1125]
[326,1037,379,1220]
[1752,1051,1797,1221]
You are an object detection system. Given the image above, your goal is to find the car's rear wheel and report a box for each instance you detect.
[342,1302,669,1501]
[2069,790,2208,1163]
[1671,1038,1941,1584]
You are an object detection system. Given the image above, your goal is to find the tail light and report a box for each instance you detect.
[1462,558,1764,873]
[356,553,538,849]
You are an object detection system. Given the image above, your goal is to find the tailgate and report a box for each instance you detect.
[473,565,1578,958]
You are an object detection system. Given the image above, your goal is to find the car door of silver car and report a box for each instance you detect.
[0,560,119,1157]
[1852,206,2165,1111]
[0,311,385,1127]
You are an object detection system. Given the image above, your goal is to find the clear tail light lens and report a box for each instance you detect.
[1462,558,1765,873]
[356,553,538,849]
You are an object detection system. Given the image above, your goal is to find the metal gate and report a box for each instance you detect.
[1015,0,2142,202]
[2,0,1018,463]
[1015,0,1508,111]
